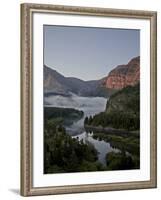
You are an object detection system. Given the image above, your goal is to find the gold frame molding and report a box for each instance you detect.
[20,3,157,196]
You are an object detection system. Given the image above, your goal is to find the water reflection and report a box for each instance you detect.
[72,131,120,166]
[45,94,120,165]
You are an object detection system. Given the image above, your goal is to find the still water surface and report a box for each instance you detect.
[45,94,120,165]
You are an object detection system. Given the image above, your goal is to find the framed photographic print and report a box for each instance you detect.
[20,3,157,196]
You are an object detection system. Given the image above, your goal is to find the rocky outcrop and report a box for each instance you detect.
[105,56,140,89]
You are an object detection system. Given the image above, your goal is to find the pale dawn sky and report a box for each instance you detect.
[44,25,140,81]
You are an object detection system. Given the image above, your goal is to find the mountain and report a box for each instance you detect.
[85,83,140,131]
[104,56,140,89]
[105,83,140,115]
[44,56,140,97]
[44,65,110,97]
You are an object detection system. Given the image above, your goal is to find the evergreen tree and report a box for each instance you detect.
[84,116,89,124]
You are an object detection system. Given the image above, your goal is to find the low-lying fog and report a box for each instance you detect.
[44,94,118,165]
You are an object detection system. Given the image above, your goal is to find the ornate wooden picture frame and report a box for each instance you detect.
[21,3,157,196]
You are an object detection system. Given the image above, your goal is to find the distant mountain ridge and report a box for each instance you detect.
[44,56,140,97]
[44,65,109,97]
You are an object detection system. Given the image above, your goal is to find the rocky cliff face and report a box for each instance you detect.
[105,56,140,89]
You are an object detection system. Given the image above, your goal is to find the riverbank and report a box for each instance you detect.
[44,94,140,171]
[84,124,139,137]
